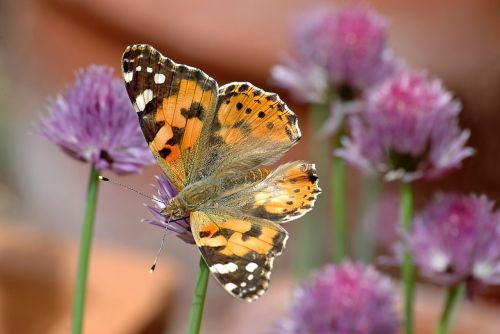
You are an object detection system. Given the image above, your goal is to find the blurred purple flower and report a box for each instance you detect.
[299,5,396,91]
[274,262,400,334]
[272,5,399,135]
[408,194,500,295]
[271,58,329,103]
[337,71,474,181]
[37,65,154,174]
[142,175,193,244]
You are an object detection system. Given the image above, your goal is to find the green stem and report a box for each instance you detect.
[187,257,210,334]
[435,284,465,334]
[294,102,328,278]
[400,182,414,334]
[72,165,100,334]
[333,131,347,263]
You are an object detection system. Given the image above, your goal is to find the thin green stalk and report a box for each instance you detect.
[187,257,210,334]
[294,102,328,278]
[435,284,465,334]
[72,165,100,334]
[400,182,414,334]
[332,131,347,263]
[354,176,380,262]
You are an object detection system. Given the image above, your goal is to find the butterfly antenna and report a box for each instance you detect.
[98,175,164,205]
[150,217,171,273]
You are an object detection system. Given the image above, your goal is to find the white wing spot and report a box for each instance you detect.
[136,65,142,71]
[135,96,145,112]
[154,73,166,84]
[240,282,247,287]
[143,89,153,103]
[245,262,258,272]
[247,274,254,280]
[135,89,154,112]
[146,67,153,73]
[210,262,238,274]
[227,262,238,272]
[225,283,238,292]
[124,71,133,83]
[210,264,227,274]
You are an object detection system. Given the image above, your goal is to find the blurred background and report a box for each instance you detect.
[0,0,499,333]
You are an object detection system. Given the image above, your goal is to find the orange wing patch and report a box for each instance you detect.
[191,211,288,301]
[122,44,217,189]
[211,82,301,147]
[243,161,321,222]
[196,217,281,256]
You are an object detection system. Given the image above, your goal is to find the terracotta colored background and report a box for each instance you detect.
[0,0,499,333]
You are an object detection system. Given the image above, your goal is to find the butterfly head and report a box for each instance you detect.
[162,196,188,218]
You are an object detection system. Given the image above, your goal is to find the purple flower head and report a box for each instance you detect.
[142,175,193,244]
[337,71,474,181]
[271,57,329,103]
[294,5,397,92]
[271,5,399,135]
[37,65,154,174]
[408,194,500,294]
[274,262,400,334]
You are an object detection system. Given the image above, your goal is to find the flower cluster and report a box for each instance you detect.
[38,65,154,174]
[408,194,500,295]
[274,262,400,334]
[337,71,474,181]
[143,175,193,244]
[272,5,398,134]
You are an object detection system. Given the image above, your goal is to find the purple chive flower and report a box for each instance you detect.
[143,175,193,244]
[408,194,500,295]
[337,71,474,181]
[271,58,329,103]
[37,65,154,174]
[271,5,399,134]
[274,262,400,334]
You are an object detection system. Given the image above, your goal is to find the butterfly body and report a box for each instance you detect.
[122,44,320,301]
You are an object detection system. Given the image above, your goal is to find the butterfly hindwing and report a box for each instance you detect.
[190,210,288,301]
[122,44,218,189]
[236,161,321,222]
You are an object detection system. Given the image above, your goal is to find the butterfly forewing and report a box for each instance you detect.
[122,44,218,189]
[214,82,301,146]
[188,82,302,183]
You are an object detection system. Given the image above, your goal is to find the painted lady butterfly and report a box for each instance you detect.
[121,44,320,301]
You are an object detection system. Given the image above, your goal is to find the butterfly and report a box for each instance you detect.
[121,44,320,301]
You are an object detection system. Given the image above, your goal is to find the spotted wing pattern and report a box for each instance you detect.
[190,210,288,301]
[212,82,301,146]
[240,161,321,222]
[191,82,302,182]
[122,44,218,189]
